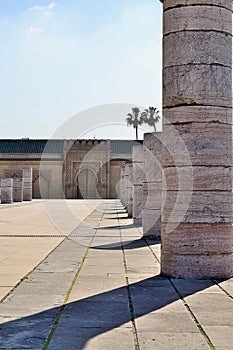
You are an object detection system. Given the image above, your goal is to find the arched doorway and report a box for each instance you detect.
[77,169,98,199]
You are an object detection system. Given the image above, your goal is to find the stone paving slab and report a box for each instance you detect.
[0,199,232,350]
[0,200,97,302]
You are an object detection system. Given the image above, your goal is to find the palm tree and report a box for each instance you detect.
[125,107,144,140]
[142,106,160,132]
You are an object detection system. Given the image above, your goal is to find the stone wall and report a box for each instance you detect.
[63,140,110,199]
[0,159,64,199]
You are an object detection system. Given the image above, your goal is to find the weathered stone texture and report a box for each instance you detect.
[120,167,127,208]
[162,191,233,224]
[133,185,143,225]
[164,32,231,68]
[164,166,232,192]
[124,163,133,218]
[162,223,233,254]
[23,168,33,201]
[142,182,162,210]
[163,6,232,35]
[163,65,232,108]
[132,145,144,225]
[1,179,13,204]
[13,178,23,202]
[161,0,233,278]
[142,208,161,239]
[132,146,144,185]
[142,133,162,238]
[162,123,232,167]
[161,253,233,280]
[143,133,162,182]
[163,106,232,125]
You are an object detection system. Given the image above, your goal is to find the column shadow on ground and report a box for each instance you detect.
[0,274,218,350]
[90,238,160,250]
[96,224,139,230]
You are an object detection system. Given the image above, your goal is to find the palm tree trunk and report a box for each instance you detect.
[136,126,138,140]
[153,123,156,132]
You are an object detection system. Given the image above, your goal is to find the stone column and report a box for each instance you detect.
[13,178,23,202]
[142,133,162,239]
[124,163,133,218]
[161,0,233,278]
[132,144,144,226]
[1,179,13,204]
[120,167,127,208]
[23,168,33,201]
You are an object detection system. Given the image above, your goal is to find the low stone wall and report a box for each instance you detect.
[0,168,33,205]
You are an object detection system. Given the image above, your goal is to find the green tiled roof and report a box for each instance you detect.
[0,139,64,154]
[0,139,142,155]
[110,140,143,154]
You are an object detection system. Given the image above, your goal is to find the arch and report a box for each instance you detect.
[77,168,98,199]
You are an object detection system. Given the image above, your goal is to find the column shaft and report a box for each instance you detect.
[161,0,233,278]
[142,132,162,239]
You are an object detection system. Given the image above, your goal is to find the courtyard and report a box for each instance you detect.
[0,200,232,350]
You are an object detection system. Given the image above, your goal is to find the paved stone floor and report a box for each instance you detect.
[0,199,232,350]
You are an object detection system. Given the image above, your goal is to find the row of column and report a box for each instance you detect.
[119,133,162,239]
[120,0,233,279]
[1,168,33,204]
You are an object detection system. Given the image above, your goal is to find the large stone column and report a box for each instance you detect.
[142,133,162,239]
[132,144,144,226]
[161,0,233,278]
[1,179,13,204]
[120,167,127,208]
[13,178,23,202]
[124,163,133,218]
[23,168,33,201]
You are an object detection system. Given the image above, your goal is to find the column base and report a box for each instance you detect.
[161,253,233,279]
[161,223,233,279]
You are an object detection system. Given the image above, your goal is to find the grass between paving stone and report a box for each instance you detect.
[42,208,105,350]
[117,211,140,350]
[42,241,94,350]
[143,240,216,350]
[169,279,216,350]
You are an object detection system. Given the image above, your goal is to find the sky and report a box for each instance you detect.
[0,0,163,139]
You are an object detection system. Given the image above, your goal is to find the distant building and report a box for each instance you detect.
[0,139,142,199]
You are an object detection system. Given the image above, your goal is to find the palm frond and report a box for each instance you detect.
[125,117,134,126]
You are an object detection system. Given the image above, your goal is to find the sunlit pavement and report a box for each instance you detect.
[0,200,232,349]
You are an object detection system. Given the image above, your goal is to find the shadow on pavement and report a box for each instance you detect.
[0,275,217,350]
[90,238,160,250]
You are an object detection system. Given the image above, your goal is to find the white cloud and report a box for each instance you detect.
[27,3,57,18]
[28,26,42,35]
[48,3,57,10]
